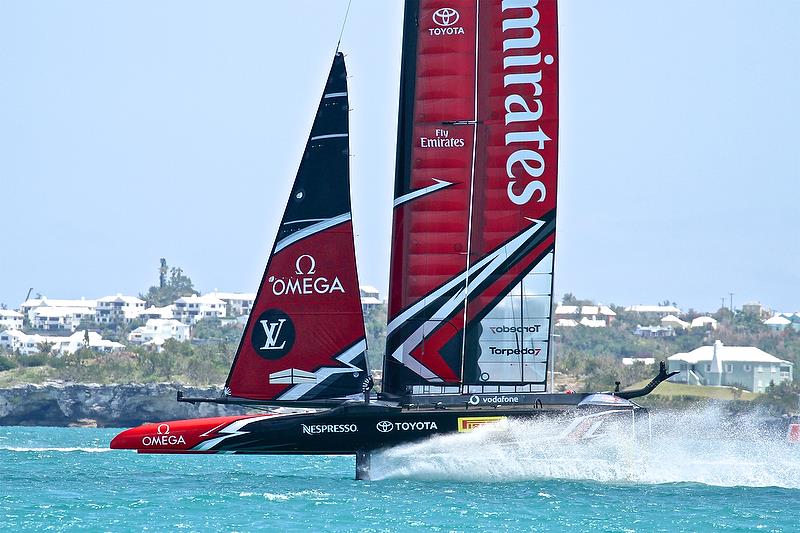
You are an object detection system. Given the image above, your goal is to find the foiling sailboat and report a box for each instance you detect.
[111,0,675,479]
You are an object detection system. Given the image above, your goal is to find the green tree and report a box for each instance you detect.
[141,260,199,307]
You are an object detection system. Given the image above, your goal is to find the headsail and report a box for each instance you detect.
[225,53,369,402]
[384,0,559,396]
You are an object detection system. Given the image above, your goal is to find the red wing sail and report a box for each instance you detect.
[225,53,369,401]
[384,0,558,395]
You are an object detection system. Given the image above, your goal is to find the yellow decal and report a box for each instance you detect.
[457,416,506,432]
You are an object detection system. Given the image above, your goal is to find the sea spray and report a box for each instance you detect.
[371,406,800,488]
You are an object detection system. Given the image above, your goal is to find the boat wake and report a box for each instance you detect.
[370,406,800,488]
[0,446,112,453]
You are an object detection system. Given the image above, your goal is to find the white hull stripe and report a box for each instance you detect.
[323,92,347,98]
[274,212,351,253]
[310,133,348,140]
[190,415,277,452]
[277,339,367,401]
[387,219,546,334]
[393,178,454,207]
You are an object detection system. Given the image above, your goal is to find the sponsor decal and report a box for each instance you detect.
[251,309,295,359]
[468,394,520,406]
[788,423,800,443]
[420,128,465,149]
[430,7,465,36]
[489,324,541,334]
[141,423,186,447]
[376,421,438,433]
[269,254,345,296]
[301,424,358,436]
[502,0,556,205]
[457,416,506,432]
[488,346,541,356]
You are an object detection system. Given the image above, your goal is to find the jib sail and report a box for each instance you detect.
[225,53,369,402]
[384,0,559,396]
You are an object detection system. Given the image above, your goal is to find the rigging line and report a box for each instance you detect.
[335,0,353,53]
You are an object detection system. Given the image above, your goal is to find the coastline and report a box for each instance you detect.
[0,382,250,428]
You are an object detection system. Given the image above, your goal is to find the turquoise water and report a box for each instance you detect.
[2,412,799,532]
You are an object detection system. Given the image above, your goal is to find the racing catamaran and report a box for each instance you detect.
[111,0,675,479]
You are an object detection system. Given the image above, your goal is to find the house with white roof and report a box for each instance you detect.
[173,294,226,324]
[0,329,46,355]
[0,329,122,355]
[764,315,791,332]
[690,316,718,330]
[128,319,191,345]
[95,294,145,323]
[49,330,124,355]
[138,305,175,321]
[204,291,256,317]
[634,325,675,338]
[554,304,616,326]
[0,310,23,331]
[624,304,682,317]
[661,314,689,329]
[668,340,793,393]
[20,297,97,316]
[29,306,95,332]
[359,286,383,310]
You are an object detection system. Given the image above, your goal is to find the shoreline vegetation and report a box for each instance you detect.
[2,262,798,423]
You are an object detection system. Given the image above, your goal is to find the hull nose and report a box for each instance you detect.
[110,415,272,453]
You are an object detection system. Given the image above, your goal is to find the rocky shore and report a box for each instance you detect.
[0,382,251,427]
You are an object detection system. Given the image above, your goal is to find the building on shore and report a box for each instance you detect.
[0,310,23,331]
[0,329,123,356]
[128,319,191,346]
[95,294,146,323]
[624,304,682,317]
[204,291,256,317]
[668,340,793,393]
[173,295,226,324]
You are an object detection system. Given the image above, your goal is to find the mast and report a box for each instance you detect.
[224,53,369,402]
[384,0,559,397]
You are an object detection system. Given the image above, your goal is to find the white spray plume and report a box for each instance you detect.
[371,406,800,488]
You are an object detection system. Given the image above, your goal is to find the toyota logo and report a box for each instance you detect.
[432,7,459,27]
[376,421,394,433]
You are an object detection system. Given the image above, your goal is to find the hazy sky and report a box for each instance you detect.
[1,1,799,313]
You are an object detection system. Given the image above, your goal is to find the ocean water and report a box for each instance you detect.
[2,408,799,532]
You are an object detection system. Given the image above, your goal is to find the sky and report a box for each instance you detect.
[1,0,799,313]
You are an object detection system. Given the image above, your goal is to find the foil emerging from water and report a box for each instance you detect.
[370,406,800,488]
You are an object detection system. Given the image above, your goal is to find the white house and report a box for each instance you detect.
[0,310,23,331]
[634,325,675,338]
[173,295,226,324]
[128,319,191,345]
[95,294,145,323]
[204,291,256,317]
[138,305,175,321]
[623,357,656,366]
[764,315,791,332]
[661,314,689,329]
[29,306,95,332]
[690,316,718,330]
[359,285,383,310]
[49,330,124,354]
[668,340,793,393]
[21,297,97,316]
[0,329,122,355]
[624,304,682,316]
[555,304,616,326]
[0,329,46,355]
